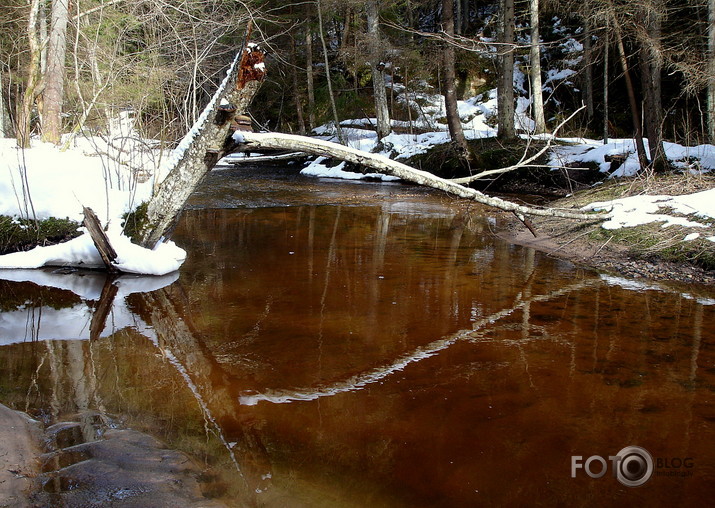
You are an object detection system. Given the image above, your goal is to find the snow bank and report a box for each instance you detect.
[301,157,399,181]
[0,225,186,275]
[0,138,185,275]
[0,269,174,345]
[583,188,715,240]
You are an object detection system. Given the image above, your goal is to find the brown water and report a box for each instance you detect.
[0,166,714,506]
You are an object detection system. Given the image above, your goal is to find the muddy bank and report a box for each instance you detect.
[493,173,715,287]
[0,404,224,507]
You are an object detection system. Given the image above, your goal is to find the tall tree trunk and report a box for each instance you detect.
[639,2,666,170]
[583,17,595,126]
[367,1,391,144]
[41,0,69,145]
[708,0,715,143]
[316,0,346,144]
[290,35,306,135]
[441,0,469,155]
[0,67,12,138]
[529,0,546,134]
[17,0,42,148]
[603,27,609,144]
[305,29,316,131]
[497,0,516,141]
[611,10,649,170]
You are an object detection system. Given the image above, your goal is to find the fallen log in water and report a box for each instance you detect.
[130,24,601,251]
[228,131,599,221]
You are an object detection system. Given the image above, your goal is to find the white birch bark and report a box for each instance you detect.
[136,38,264,249]
[529,0,546,134]
[41,0,70,145]
[232,131,598,220]
[367,1,391,142]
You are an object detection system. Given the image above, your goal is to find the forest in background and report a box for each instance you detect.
[1,0,715,175]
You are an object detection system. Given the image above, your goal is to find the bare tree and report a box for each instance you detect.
[16,0,42,148]
[305,27,316,131]
[316,0,346,144]
[41,0,69,144]
[366,0,391,144]
[529,0,546,134]
[441,0,469,155]
[497,0,516,141]
[0,65,12,137]
[708,0,715,142]
[638,0,666,170]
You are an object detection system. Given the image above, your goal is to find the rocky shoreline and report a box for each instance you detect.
[0,404,223,507]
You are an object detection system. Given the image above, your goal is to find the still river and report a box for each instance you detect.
[0,165,714,506]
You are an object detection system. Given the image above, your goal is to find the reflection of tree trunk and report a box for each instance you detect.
[65,341,99,442]
[128,288,272,495]
[690,303,703,383]
[89,276,119,340]
[241,280,593,406]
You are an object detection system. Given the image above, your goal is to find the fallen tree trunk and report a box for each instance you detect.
[229,132,599,220]
[83,206,118,273]
[134,25,265,249]
[130,26,598,251]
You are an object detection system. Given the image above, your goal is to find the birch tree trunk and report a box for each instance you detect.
[41,0,69,145]
[497,0,516,141]
[583,17,594,126]
[134,34,265,249]
[290,35,306,135]
[229,131,596,220]
[603,26,609,144]
[367,1,391,143]
[529,0,546,134]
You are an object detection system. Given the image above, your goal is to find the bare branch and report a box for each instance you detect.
[451,106,587,185]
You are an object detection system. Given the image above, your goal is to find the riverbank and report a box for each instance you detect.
[496,173,715,287]
[0,403,224,507]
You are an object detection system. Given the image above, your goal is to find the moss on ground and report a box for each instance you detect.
[0,216,81,255]
[539,173,715,274]
[122,201,150,244]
